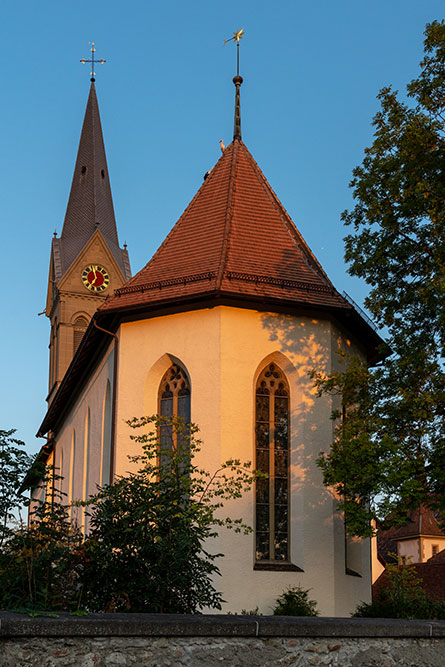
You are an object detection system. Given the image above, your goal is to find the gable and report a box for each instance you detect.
[57,229,127,297]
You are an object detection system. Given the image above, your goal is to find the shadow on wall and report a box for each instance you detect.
[260,309,338,532]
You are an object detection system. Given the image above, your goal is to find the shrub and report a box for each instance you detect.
[354,558,445,619]
[0,499,85,612]
[272,586,319,616]
[83,416,257,613]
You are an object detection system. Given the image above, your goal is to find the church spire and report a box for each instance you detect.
[58,80,127,277]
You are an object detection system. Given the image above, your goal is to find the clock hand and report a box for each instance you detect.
[91,266,98,285]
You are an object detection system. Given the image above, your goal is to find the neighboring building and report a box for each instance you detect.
[373,507,445,602]
[32,69,385,616]
[377,505,445,566]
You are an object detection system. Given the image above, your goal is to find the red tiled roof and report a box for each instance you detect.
[380,506,445,543]
[428,548,445,563]
[100,138,349,314]
[38,136,386,438]
[373,562,445,602]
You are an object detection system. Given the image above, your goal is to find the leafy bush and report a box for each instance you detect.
[0,417,257,614]
[354,558,445,619]
[0,429,32,548]
[272,586,319,616]
[0,498,85,612]
[82,416,257,613]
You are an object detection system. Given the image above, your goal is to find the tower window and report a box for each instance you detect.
[73,316,89,355]
[81,166,87,175]
[255,363,290,562]
[101,169,105,179]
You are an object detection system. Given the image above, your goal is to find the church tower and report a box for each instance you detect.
[45,79,131,404]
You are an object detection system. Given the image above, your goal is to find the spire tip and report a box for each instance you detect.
[233,75,243,140]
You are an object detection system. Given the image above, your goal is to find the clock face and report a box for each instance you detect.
[82,264,110,292]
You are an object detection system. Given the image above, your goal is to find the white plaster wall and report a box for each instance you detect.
[398,539,421,563]
[397,536,445,563]
[114,305,371,617]
[421,537,445,561]
[52,341,115,528]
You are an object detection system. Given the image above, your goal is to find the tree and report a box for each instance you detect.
[314,21,445,537]
[0,429,32,547]
[83,416,257,613]
[0,440,85,612]
[0,498,85,612]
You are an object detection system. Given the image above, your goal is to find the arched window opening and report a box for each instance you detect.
[73,316,89,355]
[158,364,191,451]
[82,408,91,533]
[255,362,290,562]
[101,381,112,486]
[69,430,77,522]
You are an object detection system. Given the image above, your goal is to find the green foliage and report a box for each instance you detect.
[272,586,319,617]
[0,417,256,613]
[0,429,32,547]
[0,493,85,612]
[354,557,445,619]
[228,607,262,615]
[82,416,257,613]
[314,21,445,536]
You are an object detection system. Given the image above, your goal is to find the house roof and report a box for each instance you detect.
[373,562,445,602]
[55,81,130,281]
[100,137,351,315]
[382,506,445,542]
[377,505,445,565]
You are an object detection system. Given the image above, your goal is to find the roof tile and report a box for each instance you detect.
[100,139,349,314]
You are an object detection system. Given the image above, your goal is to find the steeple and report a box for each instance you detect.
[57,81,130,279]
[45,78,131,403]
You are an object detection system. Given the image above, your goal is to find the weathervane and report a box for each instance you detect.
[224,28,245,77]
[80,42,106,81]
[224,29,245,141]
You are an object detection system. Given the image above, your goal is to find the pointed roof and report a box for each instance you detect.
[39,136,385,438]
[100,138,350,314]
[54,81,130,280]
[380,506,445,544]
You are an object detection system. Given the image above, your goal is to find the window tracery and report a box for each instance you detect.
[255,362,290,562]
[158,364,191,448]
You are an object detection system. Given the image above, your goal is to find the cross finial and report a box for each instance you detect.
[80,42,106,82]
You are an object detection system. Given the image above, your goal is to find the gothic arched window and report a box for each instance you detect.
[255,363,290,562]
[158,364,191,449]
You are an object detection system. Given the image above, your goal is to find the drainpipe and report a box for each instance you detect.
[93,320,119,485]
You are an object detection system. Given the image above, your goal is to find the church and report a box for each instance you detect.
[33,59,384,616]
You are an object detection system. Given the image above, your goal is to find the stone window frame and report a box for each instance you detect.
[255,362,291,565]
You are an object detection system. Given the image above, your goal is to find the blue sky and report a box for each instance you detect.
[1,0,443,455]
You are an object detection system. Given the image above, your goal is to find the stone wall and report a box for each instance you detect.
[1,613,444,667]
